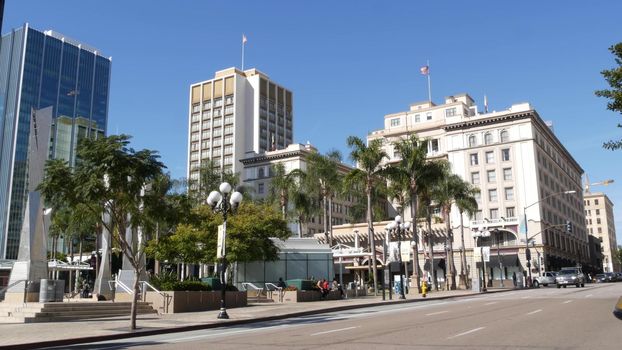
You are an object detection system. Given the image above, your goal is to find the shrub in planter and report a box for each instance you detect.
[160,281,211,291]
[284,286,298,291]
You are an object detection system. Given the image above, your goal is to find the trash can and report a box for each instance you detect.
[39,279,65,302]
[200,277,222,290]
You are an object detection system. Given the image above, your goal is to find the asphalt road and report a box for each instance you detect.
[51,283,622,350]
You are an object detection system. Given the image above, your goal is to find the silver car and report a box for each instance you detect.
[556,268,585,288]
[533,271,557,288]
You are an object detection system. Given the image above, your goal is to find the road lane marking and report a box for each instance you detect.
[169,325,289,342]
[521,296,530,299]
[484,301,497,305]
[425,310,449,316]
[585,294,593,298]
[526,309,542,315]
[563,300,573,304]
[311,326,358,336]
[447,327,485,339]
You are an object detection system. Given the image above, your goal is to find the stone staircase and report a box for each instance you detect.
[0,301,157,323]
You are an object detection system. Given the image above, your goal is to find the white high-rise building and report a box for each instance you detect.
[367,94,591,286]
[584,192,619,272]
[187,68,293,182]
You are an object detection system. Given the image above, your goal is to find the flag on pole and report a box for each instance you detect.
[242,34,247,44]
[420,65,429,75]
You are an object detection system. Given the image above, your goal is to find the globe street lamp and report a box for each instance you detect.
[207,182,243,319]
[472,230,490,292]
[523,190,575,288]
[387,216,410,299]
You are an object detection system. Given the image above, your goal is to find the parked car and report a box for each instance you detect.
[532,271,557,288]
[604,272,616,282]
[595,274,608,283]
[556,267,585,288]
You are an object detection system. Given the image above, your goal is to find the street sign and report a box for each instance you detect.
[400,242,411,262]
[217,224,224,259]
[482,247,490,262]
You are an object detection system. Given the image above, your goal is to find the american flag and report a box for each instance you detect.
[242,34,247,44]
[420,65,429,75]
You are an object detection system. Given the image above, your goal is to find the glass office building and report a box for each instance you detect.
[0,24,110,260]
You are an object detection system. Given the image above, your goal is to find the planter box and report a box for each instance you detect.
[117,291,247,314]
[271,290,342,303]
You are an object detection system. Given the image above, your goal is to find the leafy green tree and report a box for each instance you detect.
[149,202,290,268]
[305,150,342,246]
[596,43,622,150]
[386,134,445,292]
[142,173,193,274]
[187,160,244,206]
[345,136,388,296]
[616,245,622,269]
[39,134,166,331]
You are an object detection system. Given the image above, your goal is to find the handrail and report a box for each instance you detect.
[264,283,282,292]
[114,278,134,294]
[265,283,284,302]
[140,281,171,314]
[241,282,263,292]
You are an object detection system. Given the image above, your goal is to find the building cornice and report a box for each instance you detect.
[444,110,584,173]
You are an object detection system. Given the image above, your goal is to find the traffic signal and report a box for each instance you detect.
[566,220,572,233]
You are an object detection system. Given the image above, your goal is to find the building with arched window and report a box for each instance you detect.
[364,93,593,288]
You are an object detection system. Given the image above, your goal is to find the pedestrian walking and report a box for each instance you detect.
[512,272,517,288]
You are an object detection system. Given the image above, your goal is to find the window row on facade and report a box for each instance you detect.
[467,129,510,148]
[469,148,511,166]
[471,167,513,185]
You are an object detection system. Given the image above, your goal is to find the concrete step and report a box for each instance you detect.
[248,298,275,303]
[0,301,158,323]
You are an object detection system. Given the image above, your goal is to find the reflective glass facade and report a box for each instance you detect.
[0,25,110,259]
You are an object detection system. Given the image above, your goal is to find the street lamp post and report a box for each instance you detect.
[207,182,243,320]
[523,190,575,288]
[387,216,410,299]
[473,230,490,292]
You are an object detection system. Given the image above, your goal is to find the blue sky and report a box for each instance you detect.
[4,1,622,243]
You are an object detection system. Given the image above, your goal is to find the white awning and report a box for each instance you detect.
[48,260,93,271]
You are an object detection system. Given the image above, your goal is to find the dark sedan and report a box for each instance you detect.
[595,274,608,283]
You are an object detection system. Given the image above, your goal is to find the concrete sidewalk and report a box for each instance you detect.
[0,287,514,349]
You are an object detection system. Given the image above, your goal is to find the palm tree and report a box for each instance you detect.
[431,167,464,290]
[305,150,342,246]
[387,134,445,293]
[455,182,480,289]
[268,163,305,220]
[345,136,388,296]
[290,190,316,237]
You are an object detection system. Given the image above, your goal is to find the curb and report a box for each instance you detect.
[2,288,516,349]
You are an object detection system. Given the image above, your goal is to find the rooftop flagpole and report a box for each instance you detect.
[241,34,247,71]
[420,61,431,102]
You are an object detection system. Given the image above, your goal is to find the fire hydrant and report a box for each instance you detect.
[422,281,428,298]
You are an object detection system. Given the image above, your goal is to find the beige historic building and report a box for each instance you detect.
[240,143,356,237]
[187,68,293,183]
[584,192,620,272]
[327,93,592,288]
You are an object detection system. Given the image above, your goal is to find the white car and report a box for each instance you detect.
[533,271,557,288]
